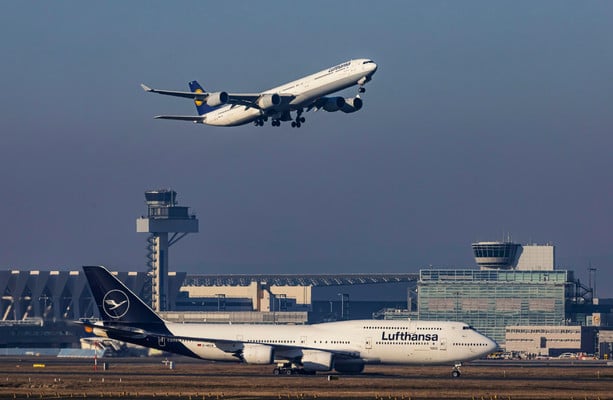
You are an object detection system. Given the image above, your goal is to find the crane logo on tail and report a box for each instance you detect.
[102,290,130,319]
[194,88,204,107]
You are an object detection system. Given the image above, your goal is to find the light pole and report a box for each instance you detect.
[589,266,597,299]
[277,294,286,312]
[454,291,461,322]
[338,293,349,320]
[215,294,225,311]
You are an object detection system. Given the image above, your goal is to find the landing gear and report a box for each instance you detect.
[254,119,264,127]
[272,363,315,376]
[358,86,366,93]
[451,363,462,378]
[291,110,306,128]
[273,366,295,375]
[271,120,281,127]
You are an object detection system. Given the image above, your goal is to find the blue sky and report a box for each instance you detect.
[1,1,612,296]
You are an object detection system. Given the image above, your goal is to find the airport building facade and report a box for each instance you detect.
[1,242,611,355]
[504,325,597,356]
[417,242,575,346]
[417,269,570,345]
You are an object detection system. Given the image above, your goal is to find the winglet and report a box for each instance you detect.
[140,83,152,92]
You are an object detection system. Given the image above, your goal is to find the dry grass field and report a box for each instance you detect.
[0,358,612,399]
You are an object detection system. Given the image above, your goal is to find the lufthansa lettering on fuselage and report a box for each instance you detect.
[328,61,351,73]
[381,331,439,342]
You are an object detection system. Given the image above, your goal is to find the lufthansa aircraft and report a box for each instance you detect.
[140,59,377,128]
[80,266,497,377]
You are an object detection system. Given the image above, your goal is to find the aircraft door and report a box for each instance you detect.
[158,336,166,347]
[439,337,447,351]
[300,336,307,345]
[365,337,372,350]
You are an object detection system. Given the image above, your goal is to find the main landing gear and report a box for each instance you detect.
[261,110,305,128]
[451,362,462,378]
[272,363,315,376]
[254,117,268,127]
[291,110,305,128]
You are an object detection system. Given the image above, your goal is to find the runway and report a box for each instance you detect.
[0,357,612,399]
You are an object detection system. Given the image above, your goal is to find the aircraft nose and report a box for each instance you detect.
[370,63,378,74]
[486,337,498,353]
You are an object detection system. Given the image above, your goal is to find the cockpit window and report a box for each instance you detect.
[462,325,474,330]
[363,60,375,64]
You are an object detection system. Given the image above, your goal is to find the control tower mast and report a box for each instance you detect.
[136,189,198,312]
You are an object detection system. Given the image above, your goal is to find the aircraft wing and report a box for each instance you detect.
[153,115,206,123]
[141,84,294,109]
[141,84,207,100]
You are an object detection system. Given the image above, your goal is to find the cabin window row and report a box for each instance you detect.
[375,341,431,345]
[363,326,442,331]
[452,342,489,346]
[247,339,296,344]
[312,340,351,345]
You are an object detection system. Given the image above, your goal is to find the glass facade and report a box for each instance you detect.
[417,269,571,345]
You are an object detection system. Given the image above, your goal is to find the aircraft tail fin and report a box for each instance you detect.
[83,266,165,327]
[189,80,218,115]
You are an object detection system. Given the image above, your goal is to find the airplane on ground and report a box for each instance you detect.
[140,58,378,128]
[80,266,497,377]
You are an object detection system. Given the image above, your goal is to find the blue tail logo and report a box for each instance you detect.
[189,80,220,115]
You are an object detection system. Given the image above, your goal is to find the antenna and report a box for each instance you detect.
[588,263,597,299]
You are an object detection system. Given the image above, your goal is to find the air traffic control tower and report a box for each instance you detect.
[136,189,198,312]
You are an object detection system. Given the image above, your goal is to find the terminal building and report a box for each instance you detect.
[416,241,609,354]
[1,240,612,357]
[2,188,612,356]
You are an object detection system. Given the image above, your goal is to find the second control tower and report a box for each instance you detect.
[136,189,198,312]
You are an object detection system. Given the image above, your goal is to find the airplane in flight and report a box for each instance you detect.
[140,58,378,128]
[80,266,497,377]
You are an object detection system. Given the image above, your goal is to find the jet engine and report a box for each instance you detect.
[257,93,281,110]
[241,344,274,365]
[206,92,229,107]
[322,97,346,112]
[341,97,363,113]
[301,350,333,372]
[334,358,365,374]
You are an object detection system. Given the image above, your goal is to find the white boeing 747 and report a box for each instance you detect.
[140,59,378,128]
[80,266,497,377]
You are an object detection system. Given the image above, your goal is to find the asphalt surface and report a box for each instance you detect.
[0,356,612,399]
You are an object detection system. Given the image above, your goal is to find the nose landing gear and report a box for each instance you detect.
[451,363,462,378]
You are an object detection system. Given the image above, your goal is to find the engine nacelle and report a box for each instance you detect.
[322,96,346,112]
[257,93,281,110]
[206,91,229,107]
[334,359,365,374]
[301,350,333,372]
[341,97,363,113]
[241,344,274,365]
